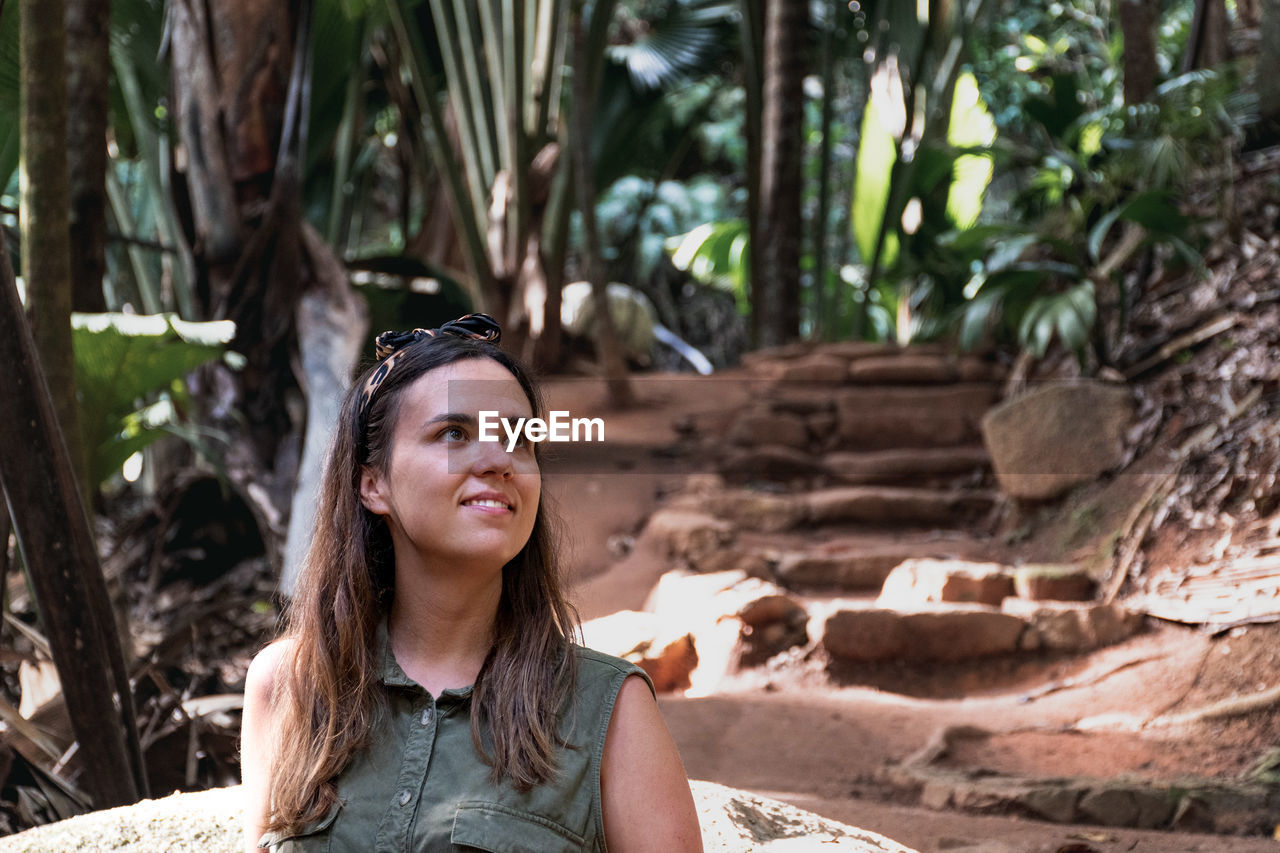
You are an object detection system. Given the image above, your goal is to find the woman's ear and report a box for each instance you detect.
[360,467,391,516]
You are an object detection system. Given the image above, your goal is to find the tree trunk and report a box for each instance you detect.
[66,0,110,313]
[571,1,633,407]
[757,0,806,347]
[21,0,91,500]
[1261,0,1280,141]
[1183,0,1231,71]
[169,0,314,560]
[811,0,837,340]
[1119,0,1158,105]
[739,0,764,347]
[0,237,148,808]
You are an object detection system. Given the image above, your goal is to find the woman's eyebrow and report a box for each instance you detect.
[424,412,476,428]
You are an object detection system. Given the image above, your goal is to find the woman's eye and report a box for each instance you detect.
[441,426,467,442]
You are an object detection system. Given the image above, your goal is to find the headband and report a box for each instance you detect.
[358,312,502,419]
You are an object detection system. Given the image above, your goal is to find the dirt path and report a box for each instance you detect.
[543,373,1280,853]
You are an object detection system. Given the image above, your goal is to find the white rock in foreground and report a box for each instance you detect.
[0,782,918,852]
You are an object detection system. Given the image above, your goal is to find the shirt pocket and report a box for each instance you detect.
[257,801,342,852]
[451,802,586,852]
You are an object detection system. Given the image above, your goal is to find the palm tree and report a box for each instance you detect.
[755,0,807,347]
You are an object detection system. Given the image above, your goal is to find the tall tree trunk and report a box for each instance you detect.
[739,0,764,347]
[1261,0,1280,142]
[1119,0,1158,104]
[1183,0,1231,71]
[811,0,837,340]
[0,238,148,808]
[571,1,633,407]
[757,0,806,347]
[169,0,314,561]
[21,0,90,498]
[66,0,110,313]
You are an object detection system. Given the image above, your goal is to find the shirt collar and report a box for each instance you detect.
[376,614,476,700]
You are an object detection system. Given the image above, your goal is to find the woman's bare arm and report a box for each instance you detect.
[241,639,292,853]
[601,675,703,852]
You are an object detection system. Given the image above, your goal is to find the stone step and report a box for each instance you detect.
[674,485,1000,532]
[846,354,1004,385]
[769,538,990,591]
[824,446,991,486]
[832,385,998,450]
[804,486,1000,528]
[821,600,1141,664]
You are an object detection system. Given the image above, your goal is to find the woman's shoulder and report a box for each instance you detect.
[571,645,655,696]
[245,637,299,707]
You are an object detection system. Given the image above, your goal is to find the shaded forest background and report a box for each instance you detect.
[0,0,1278,830]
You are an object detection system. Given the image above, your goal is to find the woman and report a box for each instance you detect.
[241,314,702,852]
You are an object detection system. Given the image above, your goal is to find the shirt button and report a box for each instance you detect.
[420,707,434,726]
[398,789,412,807]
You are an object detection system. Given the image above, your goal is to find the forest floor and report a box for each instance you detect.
[542,371,1280,853]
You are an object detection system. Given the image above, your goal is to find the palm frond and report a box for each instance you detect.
[607,0,736,91]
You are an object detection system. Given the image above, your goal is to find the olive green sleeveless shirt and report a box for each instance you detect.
[258,622,653,853]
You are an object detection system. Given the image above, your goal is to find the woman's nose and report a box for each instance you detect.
[472,433,515,478]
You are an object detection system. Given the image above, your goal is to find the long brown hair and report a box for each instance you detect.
[263,337,580,835]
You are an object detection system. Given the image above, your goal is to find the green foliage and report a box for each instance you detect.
[72,314,234,487]
[0,0,17,195]
[666,218,749,311]
[596,174,740,283]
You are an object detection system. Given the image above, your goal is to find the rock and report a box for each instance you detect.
[776,354,850,383]
[642,508,734,561]
[0,782,922,853]
[981,380,1134,500]
[807,411,838,444]
[1077,785,1176,829]
[834,386,997,450]
[877,559,1014,608]
[822,608,1025,662]
[936,839,1015,853]
[846,354,959,384]
[644,570,808,689]
[737,594,808,666]
[689,548,773,579]
[704,490,805,532]
[824,447,990,486]
[897,610,1026,662]
[579,610,698,693]
[580,610,660,659]
[738,594,805,628]
[1002,600,1141,652]
[774,549,908,590]
[820,341,900,361]
[637,633,700,692]
[729,411,810,450]
[717,446,827,482]
[822,609,907,661]
[1014,785,1081,824]
[689,781,920,851]
[741,342,813,371]
[805,487,997,527]
[1012,563,1096,601]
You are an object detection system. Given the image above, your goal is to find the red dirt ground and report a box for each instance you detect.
[543,372,1280,853]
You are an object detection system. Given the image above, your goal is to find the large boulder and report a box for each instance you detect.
[981,380,1133,500]
[0,783,920,853]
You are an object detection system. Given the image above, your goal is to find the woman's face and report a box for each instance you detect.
[359,357,540,577]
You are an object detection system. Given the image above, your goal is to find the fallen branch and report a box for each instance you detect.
[1122,312,1241,380]
[1146,684,1280,728]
